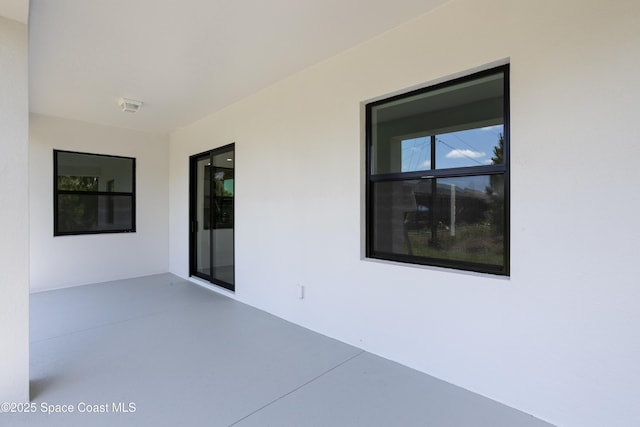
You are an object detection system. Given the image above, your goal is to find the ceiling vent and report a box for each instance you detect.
[119,97,142,113]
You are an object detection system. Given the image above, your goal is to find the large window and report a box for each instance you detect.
[54,150,136,236]
[366,65,509,275]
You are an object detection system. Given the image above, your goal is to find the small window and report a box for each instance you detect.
[366,65,509,275]
[54,150,136,236]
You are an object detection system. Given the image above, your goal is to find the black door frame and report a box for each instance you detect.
[189,143,235,291]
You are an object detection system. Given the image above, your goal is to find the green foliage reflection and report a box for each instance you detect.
[57,176,99,191]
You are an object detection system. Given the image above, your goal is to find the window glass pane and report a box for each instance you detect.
[401,136,431,172]
[371,175,504,269]
[57,152,134,192]
[100,195,134,230]
[57,194,98,233]
[57,194,133,233]
[370,71,504,174]
[435,126,504,169]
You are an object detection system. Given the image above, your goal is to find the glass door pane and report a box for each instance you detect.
[210,148,234,287]
[194,155,211,279]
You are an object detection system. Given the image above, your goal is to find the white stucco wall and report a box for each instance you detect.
[0,15,29,402]
[29,114,170,291]
[169,1,640,426]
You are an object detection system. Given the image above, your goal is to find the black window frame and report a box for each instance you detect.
[53,149,136,236]
[365,65,510,275]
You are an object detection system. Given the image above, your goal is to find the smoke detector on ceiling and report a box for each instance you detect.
[119,97,143,113]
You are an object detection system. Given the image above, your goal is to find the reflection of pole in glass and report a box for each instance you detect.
[450,184,456,237]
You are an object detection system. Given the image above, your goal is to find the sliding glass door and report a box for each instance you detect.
[190,144,234,291]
